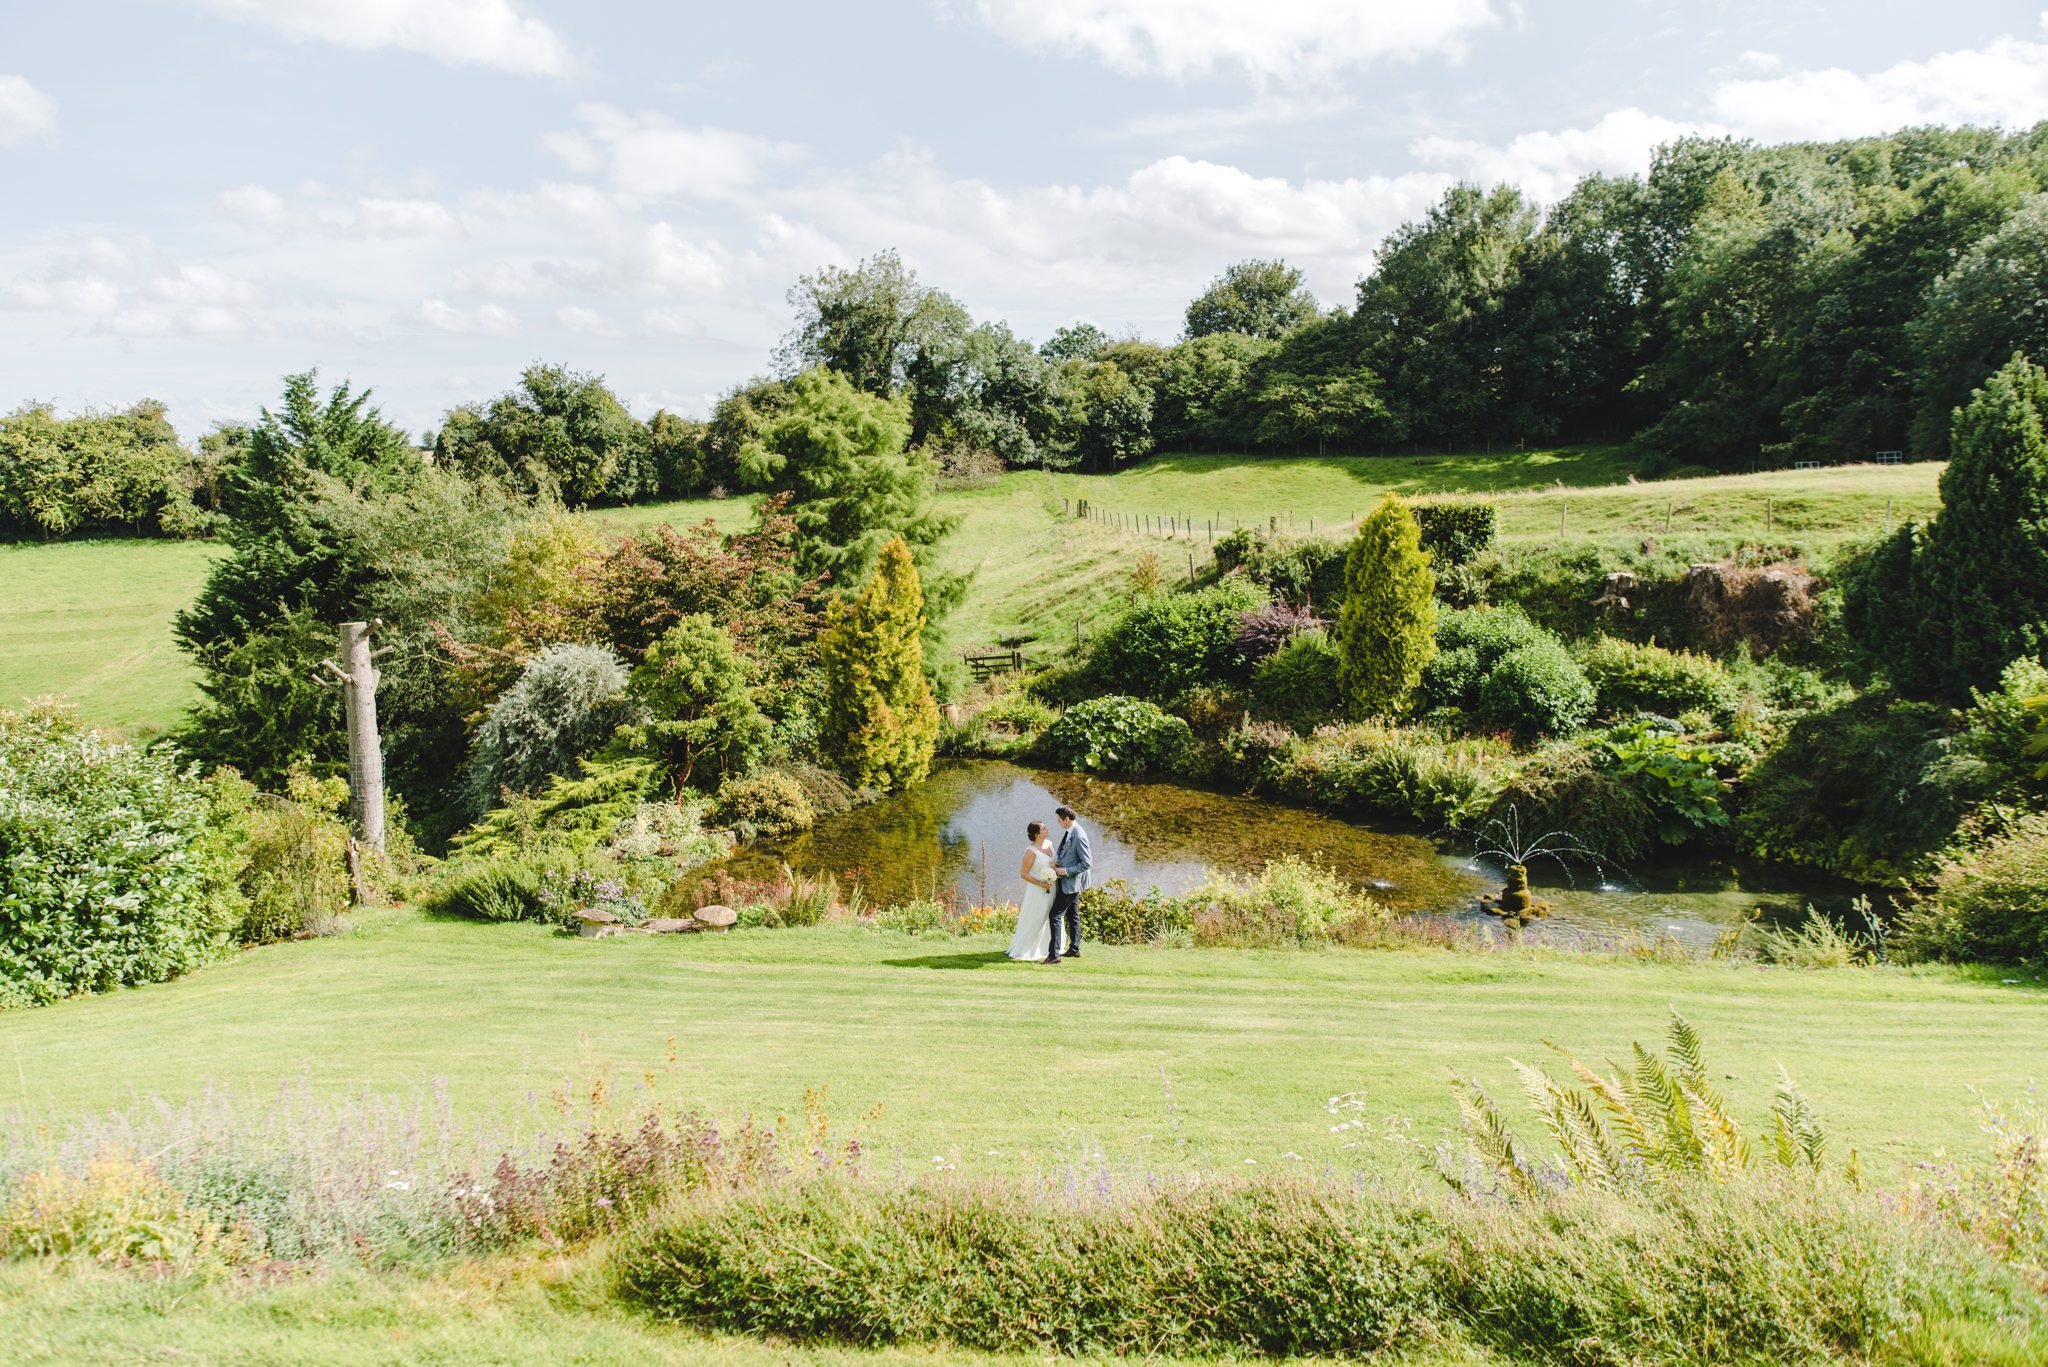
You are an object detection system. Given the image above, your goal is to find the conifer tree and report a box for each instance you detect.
[1336,493,1437,718]
[1911,352,2048,698]
[819,537,939,791]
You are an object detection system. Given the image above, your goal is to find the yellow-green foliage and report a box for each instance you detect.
[3,1151,241,1267]
[1336,493,1436,718]
[820,537,939,791]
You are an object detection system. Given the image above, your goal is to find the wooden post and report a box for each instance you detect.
[1885,498,1892,532]
[1560,498,1568,539]
[1766,498,1773,535]
[324,621,386,855]
[1187,550,1196,582]
[1665,500,1672,533]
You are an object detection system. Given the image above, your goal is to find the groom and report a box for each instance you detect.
[1044,805,1091,964]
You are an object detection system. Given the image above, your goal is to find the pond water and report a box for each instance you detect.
[711,761,1866,946]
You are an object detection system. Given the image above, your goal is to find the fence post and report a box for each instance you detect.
[1560,498,1568,539]
[1666,500,1672,533]
[1187,550,1196,583]
[1885,498,1892,532]
[1766,497,1773,536]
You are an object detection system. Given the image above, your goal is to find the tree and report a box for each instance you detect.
[0,399,206,539]
[1908,353,2048,699]
[1336,494,1436,718]
[433,363,652,505]
[461,644,634,814]
[819,538,939,791]
[1185,258,1319,340]
[1911,194,2048,458]
[737,367,959,616]
[1355,184,1539,446]
[777,249,971,397]
[1064,359,1156,468]
[1153,333,1275,449]
[1039,322,1110,362]
[625,615,771,795]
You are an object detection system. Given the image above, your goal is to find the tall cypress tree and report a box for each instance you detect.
[819,537,940,791]
[1911,352,2048,698]
[1336,493,1437,718]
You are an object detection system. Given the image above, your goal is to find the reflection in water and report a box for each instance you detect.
[707,761,1476,913]
[706,760,1872,945]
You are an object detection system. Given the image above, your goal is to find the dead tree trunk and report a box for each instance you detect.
[324,621,387,855]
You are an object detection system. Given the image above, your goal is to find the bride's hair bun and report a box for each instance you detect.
[1026,820,1044,840]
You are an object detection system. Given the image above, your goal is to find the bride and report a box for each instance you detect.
[1006,820,1058,961]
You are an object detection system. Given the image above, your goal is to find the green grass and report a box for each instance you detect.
[2,910,2039,1182]
[0,538,217,739]
[0,451,1945,735]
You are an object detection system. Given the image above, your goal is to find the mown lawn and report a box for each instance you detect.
[0,537,217,739]
[3,911,2039,1183]
[0,451,1945,735]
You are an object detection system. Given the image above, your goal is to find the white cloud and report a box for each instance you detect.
[1413,108,1708,203]
[4,273,120,316]
[219,184,288,228]
[180,0,572,77]
[1713,29,2048,142]
[555,304,618,336]
[543,105,804,201]
[356,197,460,238]
[416,298,520,335]
[0,75,57,146]
[968,0,1497,83]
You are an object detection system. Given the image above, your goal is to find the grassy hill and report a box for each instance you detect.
[0,449,1944,736]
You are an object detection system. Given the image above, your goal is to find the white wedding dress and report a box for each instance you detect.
[1006,846,1056,960]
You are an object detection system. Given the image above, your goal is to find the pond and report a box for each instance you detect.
[710,761,1868,946]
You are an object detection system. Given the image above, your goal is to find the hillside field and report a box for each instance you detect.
[0,450,1943,737]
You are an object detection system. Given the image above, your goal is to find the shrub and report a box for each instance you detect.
[627,616,773,794]
[1474,639,1596,737]
[420,860,551,923]
[1039,696,1194,775]
[1895,810,2048,964]
[1078,880,1199,945]
[617,1175,2039,1362]
[1419,605,1551,710]
[462,644,634,815]
[1192,857,1386,948]
[1234,601,1320,665]
[1336,494,1436,717]
[820,538,941,792]
[603,797,730,870]
[1249,630,1342,731]
[1738,694,1977,883]
[2,1150,243,1267]
[1487,744,1658,863]
[453,752,665,859]
[1580,635,1735,717]
[715,771,817,839]
[0,704,245,1008]
[215,765,354,944]
[1411,500,1496,565]
[0,401,208,540]
[1264,723,1514,827]
[1084,577,1265,700]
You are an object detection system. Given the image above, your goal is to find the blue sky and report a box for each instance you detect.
[3,1,2046,438]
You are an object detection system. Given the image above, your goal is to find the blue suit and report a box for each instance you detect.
[1050,821,1091,955]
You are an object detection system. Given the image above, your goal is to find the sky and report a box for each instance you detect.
[3,1,2048,439]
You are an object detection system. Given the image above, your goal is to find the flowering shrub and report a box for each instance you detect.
[536,867,648,930]
[0,703,244,1007]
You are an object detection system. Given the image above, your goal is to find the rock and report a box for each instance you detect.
[574,908,621,938]
[694,904,739,929]
[641,917,697,935]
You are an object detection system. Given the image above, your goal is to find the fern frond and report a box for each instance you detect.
[1565,1051,1652,1169]
[1455,1080,1541,1202]
[1668,1011,1709,1087]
